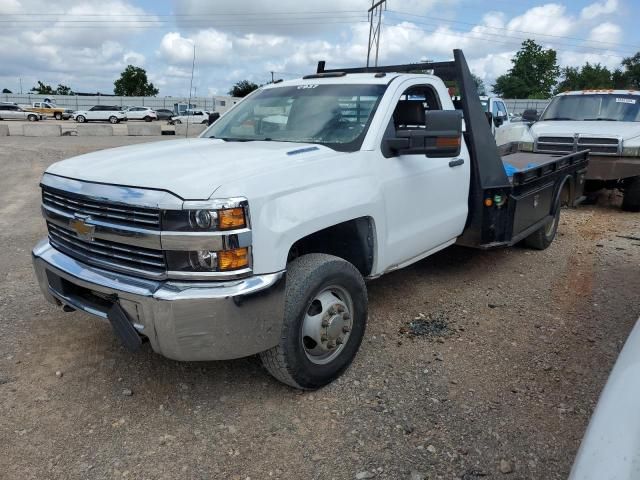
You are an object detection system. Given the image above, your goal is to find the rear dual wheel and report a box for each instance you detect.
[260,254,367,390]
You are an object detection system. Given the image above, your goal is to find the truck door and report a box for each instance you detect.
[379,84,470,268]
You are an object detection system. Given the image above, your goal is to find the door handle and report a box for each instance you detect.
[449,159,465,168]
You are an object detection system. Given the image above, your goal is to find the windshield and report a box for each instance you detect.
[205,84,387,152]
[541,94,640,122]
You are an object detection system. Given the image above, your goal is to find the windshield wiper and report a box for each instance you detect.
[542,117,575,121]
[209,136,273,142]
[583,118,619,121]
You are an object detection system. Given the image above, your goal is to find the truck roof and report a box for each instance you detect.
[262,72,444,89]
[556,89,640,96]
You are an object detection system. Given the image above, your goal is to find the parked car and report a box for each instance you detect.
[124,106,158,122]
[169,109,208,125]
[155,108,175,121]
[72,105,127,124]
[26,101,67,120]
[31,49,589,389]
[569,318,640,480]
[523,90,640,211]
[0,103,43,121]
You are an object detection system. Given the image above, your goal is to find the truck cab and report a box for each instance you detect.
[524,90,640,211]
[29,101,67,120]
[31,50,588,389]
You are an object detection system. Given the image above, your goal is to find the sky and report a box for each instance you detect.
[1,0,638,97]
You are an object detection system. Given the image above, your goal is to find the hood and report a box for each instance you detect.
[45,138,341,200]
[531,121,640,141]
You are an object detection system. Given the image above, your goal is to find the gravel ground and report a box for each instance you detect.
[1,136,639,480]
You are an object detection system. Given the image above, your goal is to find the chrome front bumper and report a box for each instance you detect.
[32,239,286,361]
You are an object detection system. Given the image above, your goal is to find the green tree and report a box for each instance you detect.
[55,84,74,95]
[30,81,55,95]
[555,63,614,93]
[493,39,560,98]
[113,65,159,96]
[617,52,640,89]
[2,88,11,93]
[229,80,259,97]
[471,74,486,96]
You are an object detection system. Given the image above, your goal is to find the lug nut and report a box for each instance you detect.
[342,326,351,333]
[327,341,336,349]
[336,337,344,345]
[337,305,346,313]
[328,307,336,315]
[321,335,328,342]
[342,312,351,320]
[321,319,330,327]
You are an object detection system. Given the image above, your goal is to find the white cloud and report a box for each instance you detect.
[581,0,618,20]
[507,4,575,37]
[588,22,621,44]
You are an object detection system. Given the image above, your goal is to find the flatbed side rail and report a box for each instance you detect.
[511,150,589,187]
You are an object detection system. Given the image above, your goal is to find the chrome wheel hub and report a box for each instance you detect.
[302,286,353,365]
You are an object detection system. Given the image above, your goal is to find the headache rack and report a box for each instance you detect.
[315,50,511,247]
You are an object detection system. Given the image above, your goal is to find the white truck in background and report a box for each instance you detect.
[479,96,530,147]
[523,90,640,211]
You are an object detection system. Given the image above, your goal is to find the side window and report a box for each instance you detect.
[90,106,99,111]
[494,101,508,118]
[392,85,441,131]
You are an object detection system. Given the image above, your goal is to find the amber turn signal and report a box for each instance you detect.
[484,198,493,207]
[218,207,246,230]
[218,247,250,270]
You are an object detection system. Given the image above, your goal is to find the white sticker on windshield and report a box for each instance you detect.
[297,84,319,89]
[616,97,637,104]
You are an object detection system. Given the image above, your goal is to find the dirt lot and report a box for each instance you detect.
[1,136,639,480]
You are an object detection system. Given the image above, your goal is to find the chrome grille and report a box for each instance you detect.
[42,187,160,229]
[47,222,166,277]
[536,135,620,156]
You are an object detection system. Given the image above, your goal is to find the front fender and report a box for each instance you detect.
[251,174,382,274]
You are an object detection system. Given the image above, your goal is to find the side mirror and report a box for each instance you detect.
[522,109,539,123]
[494,114,505,127]
[383,110,463,158]
[485,111,493,126]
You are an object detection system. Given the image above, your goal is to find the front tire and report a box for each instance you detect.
[27,114,37,122]
[54,112,62,120]
[143,116,152,122]
[622,176,640,212]
[260,254,367,390]
[76,115,86,123]
[109,116,119,124]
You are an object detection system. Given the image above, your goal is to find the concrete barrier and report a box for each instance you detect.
[23,124,62,137]
[127,123,162,136]
[77,124,113,136]
[175,123,208,137]
[0,125,8,136]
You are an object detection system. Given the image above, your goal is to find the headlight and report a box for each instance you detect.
[519,141,534,152]
[622,146,640,157]
[162,198,251,278]
[166,247,250,273]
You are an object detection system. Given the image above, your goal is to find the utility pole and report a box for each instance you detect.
[366,0,386,67]
[19,77,22,94]
[270,71,275,83]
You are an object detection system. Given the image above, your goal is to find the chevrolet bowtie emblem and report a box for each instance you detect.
[69,217,95,241]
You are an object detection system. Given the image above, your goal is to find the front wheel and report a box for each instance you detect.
[109,116,119,124]
[54,112,62,120]
[174,119,182,124]
[76,115,86,123]
[260,254,367,390]
[27,114,38,122]
[143,116,152,122]
[622,176,640,212]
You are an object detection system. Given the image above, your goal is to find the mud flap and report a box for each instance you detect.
[107,302,142,352]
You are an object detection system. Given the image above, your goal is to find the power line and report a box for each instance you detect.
[382,14,635,58]
[387,10,640,51]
